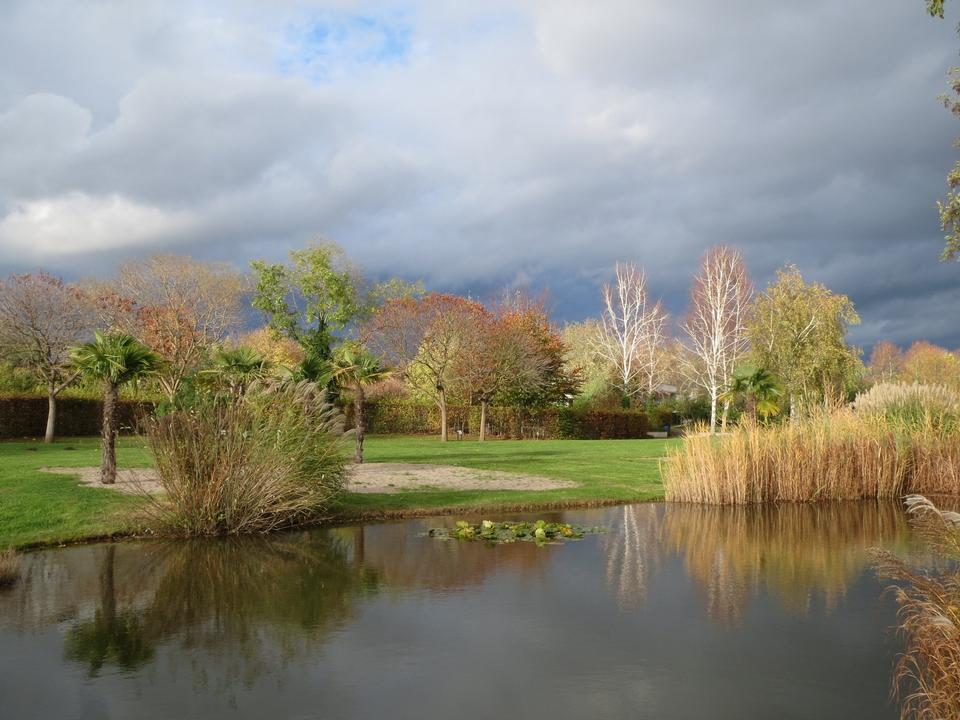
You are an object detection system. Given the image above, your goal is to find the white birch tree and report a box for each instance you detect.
[681,246,753,433]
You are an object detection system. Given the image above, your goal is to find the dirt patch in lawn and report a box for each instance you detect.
[40,462,575,496]
[41,467,162,495]
[348,463,575,494]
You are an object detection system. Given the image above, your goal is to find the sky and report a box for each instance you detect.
[0,0,958,350]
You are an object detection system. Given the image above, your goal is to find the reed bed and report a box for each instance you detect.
[0,549,19,589]
[663,410,960,504]
[874,496,960,720]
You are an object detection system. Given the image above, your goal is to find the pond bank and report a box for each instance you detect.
[1,436,671,549]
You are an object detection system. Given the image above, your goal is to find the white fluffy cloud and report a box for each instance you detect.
[0,0,957,346]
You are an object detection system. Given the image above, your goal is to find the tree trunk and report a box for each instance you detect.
[720,399,731,432]
[439,388,448,442]
[353,384,365,464]
[45,388,57,444]
[748,395,758,423]
[479,398,488,442]
[101,382,119,484]
[709,386,718,434]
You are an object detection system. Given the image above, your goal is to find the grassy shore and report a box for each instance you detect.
[0,435,674,548]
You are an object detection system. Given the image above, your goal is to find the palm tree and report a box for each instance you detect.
[721,363,782,423]
[324,345,390,463]
[72,332,163,484]
[205,347,272,396]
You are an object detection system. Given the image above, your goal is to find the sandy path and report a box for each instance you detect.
[348,463,574,494]
[41,463,575,495]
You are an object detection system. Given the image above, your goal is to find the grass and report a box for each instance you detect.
[337,435,674,520]
[0,435,676,548]
[0,437,153,549]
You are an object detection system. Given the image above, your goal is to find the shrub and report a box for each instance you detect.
[854,381,960,430]
[0,549,19,589]
[143,379,349,536]
[874,496,960,720]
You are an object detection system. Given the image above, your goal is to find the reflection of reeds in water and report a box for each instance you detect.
[664,502,909,622]
[602,505,661,609]
[874,496,960,720]
[0,549,19,589]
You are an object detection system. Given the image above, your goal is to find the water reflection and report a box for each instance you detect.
[0,503,912,720]
[662,502,909,621]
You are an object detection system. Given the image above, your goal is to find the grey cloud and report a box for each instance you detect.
[0,0,957,349]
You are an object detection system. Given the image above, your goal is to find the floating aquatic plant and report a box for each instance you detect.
[426,519,605,545]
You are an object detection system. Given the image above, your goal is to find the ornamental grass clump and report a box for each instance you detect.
[873,496,960,720]
[0,549,20,589]
[144,379,349,536]
[853,381,960,431]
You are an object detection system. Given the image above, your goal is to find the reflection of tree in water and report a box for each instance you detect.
[601,504,662,609]
[64,532,378,687]
[663,502,910,623]
[64,546,154,675]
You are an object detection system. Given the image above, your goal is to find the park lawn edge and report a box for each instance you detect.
[1,435,670,549]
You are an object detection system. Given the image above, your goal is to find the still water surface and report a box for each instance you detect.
[0,503,912,719]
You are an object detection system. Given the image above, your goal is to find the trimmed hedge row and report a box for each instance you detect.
[0,396,153,439]
[346,401,650,439]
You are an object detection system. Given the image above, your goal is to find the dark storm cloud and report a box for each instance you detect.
[0,0,957,347]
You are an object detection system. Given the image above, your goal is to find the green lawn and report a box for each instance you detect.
[0,437,153,549]
[0,435,676,548]
[338,435,675,520]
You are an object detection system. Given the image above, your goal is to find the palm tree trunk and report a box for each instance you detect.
[101,381,119,484]
[479,398,488,442]
[353,384,365,464]
[45,387,57,444]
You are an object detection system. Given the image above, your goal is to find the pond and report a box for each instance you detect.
[0,502,912,719]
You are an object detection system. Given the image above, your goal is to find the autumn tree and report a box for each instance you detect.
[455,305,551,441]
[234,326,305,370]
[114,254,245,402]
[489,291,579,408]
[0,273,93,442]
[748,266,862,415]
[366,293,486,441]
[681,247,753,433]
[867,341,904,384]
[594,263,668,405]
[901,340,960,389]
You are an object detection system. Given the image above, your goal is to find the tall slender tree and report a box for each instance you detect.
[324,344,391,462]
[682,246,753,433]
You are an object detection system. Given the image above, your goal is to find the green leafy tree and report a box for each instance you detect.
[251,243,363,367]
[748,267,863,415]
[925,0,960,261]
[720,363,782,422]
[71,332,163,484]
[323,343,390,463]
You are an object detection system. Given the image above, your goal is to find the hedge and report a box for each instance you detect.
[0,396,153,439]
[345,401,650,439]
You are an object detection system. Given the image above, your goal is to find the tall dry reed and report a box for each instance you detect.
[874,496,960,720]
[143,379,349,536]
[663,410,960,504]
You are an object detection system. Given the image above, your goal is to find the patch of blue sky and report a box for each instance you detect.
[280,11,412,80]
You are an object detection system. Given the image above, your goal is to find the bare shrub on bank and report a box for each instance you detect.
[143,379,349,536]
[874,496,960,720]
